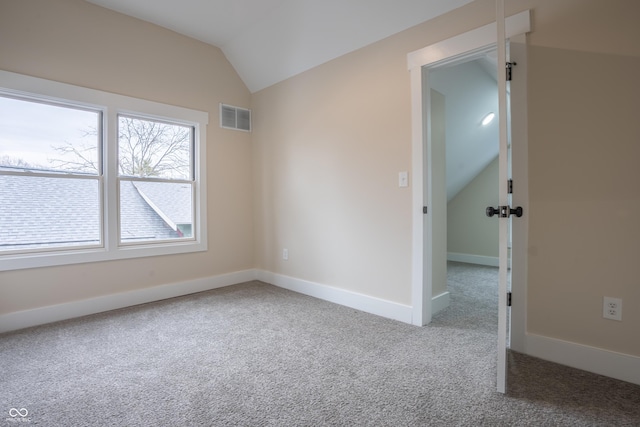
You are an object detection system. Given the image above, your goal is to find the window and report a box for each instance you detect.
[118,115,194,244]
[0,70,208,271]
[0,96,102,252]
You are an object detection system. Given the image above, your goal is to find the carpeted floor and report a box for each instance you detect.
[1,262,639,426]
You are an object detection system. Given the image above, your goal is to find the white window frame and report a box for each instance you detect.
[116,113,196,246]
[0,70,208,271]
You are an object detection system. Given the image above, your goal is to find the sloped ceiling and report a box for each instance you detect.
[85,0,472,93]
[429,54,499,201]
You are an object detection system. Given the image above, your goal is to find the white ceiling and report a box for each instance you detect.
[86,0,472,93]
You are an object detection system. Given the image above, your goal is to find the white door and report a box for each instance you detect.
[408,6,530,394]
[494,0,526,394]
[495,0,510,394]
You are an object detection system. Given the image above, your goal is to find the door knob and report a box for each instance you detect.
[486,206,500,217]
[486,206,523,218]
[510,206,523,217]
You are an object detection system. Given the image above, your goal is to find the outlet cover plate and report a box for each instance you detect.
[603,297,622,321]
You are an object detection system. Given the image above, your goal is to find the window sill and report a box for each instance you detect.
[0,240,207,272]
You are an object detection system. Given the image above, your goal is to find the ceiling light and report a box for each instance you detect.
[481,112,495,126]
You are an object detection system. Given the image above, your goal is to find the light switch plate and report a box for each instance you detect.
[399,171,408,187]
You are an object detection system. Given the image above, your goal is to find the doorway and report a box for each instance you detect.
[427,50,501,322]
[407,10,530,392]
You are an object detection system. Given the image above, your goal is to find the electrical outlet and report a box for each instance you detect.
[603,297,622,321]
[282,248,289,261]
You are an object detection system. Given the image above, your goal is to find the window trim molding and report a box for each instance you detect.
[0,70,209,271]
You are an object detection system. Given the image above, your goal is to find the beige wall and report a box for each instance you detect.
[448,157,499,259]
[527,45,640,355]
[0,0,254,314]
[251,30,414,304]
[252,0,640,357]
[523,0,640,357]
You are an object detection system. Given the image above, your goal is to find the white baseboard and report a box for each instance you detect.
[519,333,640,386]
[432,291,450,315]
[447,252,499,267]
[0,269,258,334]
[256,270,413,324]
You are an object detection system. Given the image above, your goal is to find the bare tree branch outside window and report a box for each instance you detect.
[118,116,191,180]
[48,127,99,174]
[44,116,192,179]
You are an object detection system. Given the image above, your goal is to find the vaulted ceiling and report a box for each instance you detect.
[86,0,472,93]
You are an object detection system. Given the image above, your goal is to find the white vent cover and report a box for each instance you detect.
[220,103,251,132]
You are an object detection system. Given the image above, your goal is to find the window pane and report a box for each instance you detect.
[0,95,100,175]
[0,175,101,251]
[120,180,193,242]
[118,116,192,180]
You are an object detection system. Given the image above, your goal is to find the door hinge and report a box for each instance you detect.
[508,179,513,194]
[506,62,516,81]
[507,292,512,307]
[423,206,428,214]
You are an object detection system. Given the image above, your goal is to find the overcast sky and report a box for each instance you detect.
[0,95,99,169]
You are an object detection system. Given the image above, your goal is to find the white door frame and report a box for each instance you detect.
[407,10,530,326]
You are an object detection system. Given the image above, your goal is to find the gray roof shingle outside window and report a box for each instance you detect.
[0,174,101,250]
[131,181,192,228]
[0,174,183,251]
[120,180,181,242]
